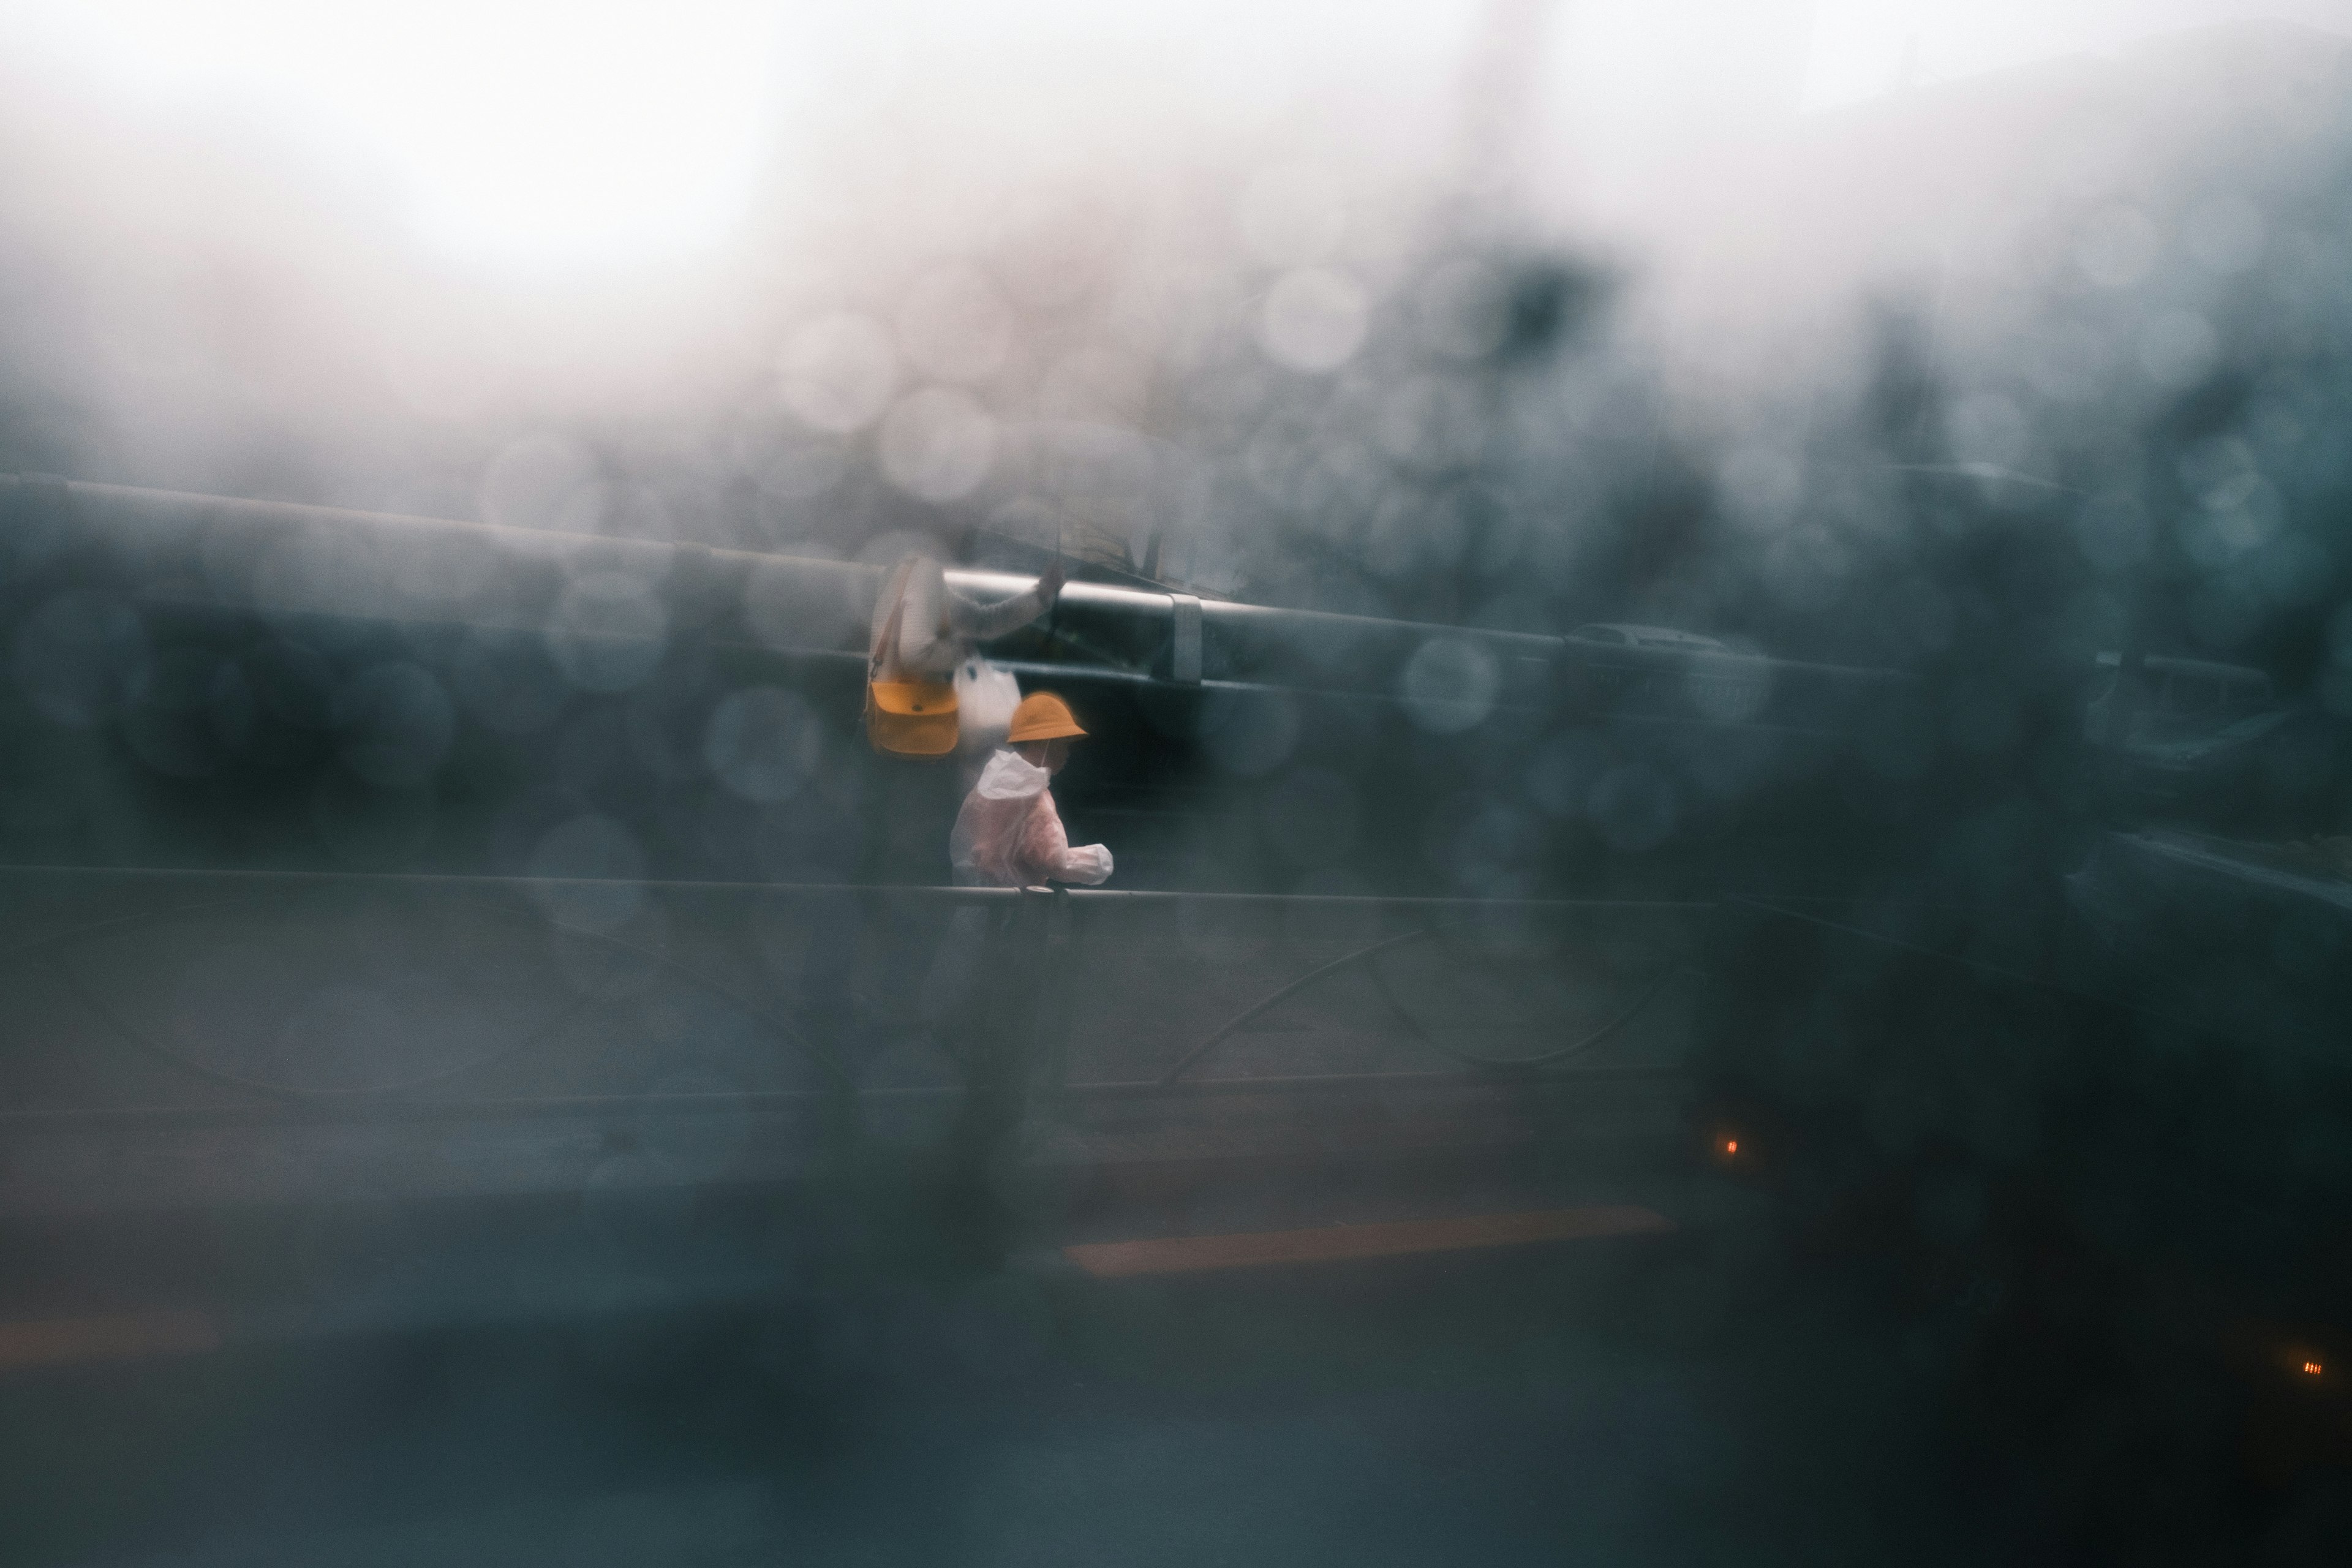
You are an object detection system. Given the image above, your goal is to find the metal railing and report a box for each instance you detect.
[0,869,1705,1140]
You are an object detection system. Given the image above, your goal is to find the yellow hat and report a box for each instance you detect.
[1008,691,1087,742]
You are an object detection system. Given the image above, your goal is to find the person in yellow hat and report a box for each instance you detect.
[947,692,1113,887]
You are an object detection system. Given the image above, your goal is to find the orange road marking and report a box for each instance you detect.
[0,1310,221,1372]
[1064,1205,1676,1279]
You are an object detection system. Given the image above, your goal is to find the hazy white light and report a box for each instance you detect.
[896,266,1016,385]
[1037,349,1151,424]
[480,434,600,532]
[19,1,786,265]
[1259,268,1370,374]
[778,314,899,433]
[1235,161,1346,267]
[878,388,998,502]
[752,439,850,503]
[1796,2,2345,115]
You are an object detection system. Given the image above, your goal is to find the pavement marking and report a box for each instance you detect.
[0,1309,221,1372]
[1063,1205,1676,1279]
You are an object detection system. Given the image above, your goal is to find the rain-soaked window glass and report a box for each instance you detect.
[2,4,2351,1564]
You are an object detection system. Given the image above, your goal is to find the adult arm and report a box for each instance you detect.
[948,563,1065,641]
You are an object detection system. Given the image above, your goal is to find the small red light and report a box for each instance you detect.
[1725,1139,1738,1155]
[2304,1360,2323,1376]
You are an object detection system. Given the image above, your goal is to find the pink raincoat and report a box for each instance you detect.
[949,750,1114,888]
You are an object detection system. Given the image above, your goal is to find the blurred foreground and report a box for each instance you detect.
[6,7,2352,1566]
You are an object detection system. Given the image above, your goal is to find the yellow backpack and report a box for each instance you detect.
[864,568,959,757]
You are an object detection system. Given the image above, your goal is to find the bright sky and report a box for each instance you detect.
[7,1,791,266]
[1798,0,2352,108]
[9,1,2351,267]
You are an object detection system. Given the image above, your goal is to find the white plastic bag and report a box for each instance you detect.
[954,657,1023,758]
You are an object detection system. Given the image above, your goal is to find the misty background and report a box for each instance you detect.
[3,1,2351,878]
[4,13,2352,1564]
